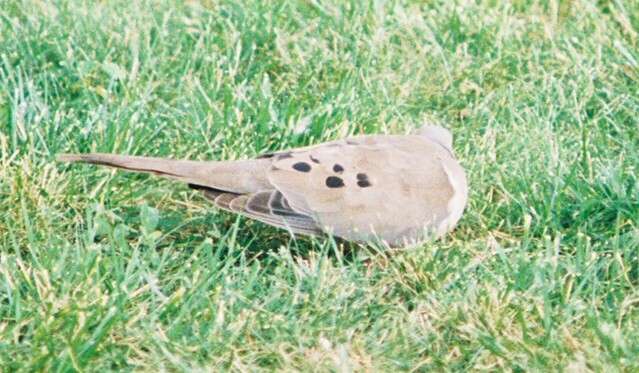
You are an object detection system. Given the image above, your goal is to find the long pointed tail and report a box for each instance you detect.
[57,153,272,193]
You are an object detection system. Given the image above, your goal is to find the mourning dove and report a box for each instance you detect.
[58,125,468,247]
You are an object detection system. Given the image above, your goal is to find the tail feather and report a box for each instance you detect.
[57,153,272,194]
[57,153,186,176]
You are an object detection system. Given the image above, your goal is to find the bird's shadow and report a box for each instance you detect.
[149,208,367,265]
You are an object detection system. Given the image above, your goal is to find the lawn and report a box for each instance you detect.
[1,0,638,371]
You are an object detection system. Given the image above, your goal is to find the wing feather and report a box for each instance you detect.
[245,191,321,235]
[193,185,321,236]
[266,134,459,244]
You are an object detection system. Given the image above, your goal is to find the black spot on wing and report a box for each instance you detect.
[292,162,311,172]
[333,164,344,173]
[325,176,345,188]
[309,155,320,164]
[356,173,372,188]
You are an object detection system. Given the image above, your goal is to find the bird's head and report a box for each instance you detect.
[417,124,453,152]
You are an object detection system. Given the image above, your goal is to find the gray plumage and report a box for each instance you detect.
[58,125,468,247]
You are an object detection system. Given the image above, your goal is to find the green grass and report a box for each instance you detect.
[1,0,638,370]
